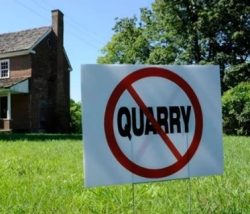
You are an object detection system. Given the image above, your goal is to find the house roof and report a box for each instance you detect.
[0,26,72,71]
[0,77,29,88]
[0,27,51,55]
[0,77,29,94]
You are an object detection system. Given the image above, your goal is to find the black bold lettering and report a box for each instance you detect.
[145,107,157,135]
[169,106,181,133]
[157,106,169,133]
[132,107,144,136]
[117,107,132,140]
[180,106,191,133]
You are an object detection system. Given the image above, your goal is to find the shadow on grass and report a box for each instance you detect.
[0,133,82,141]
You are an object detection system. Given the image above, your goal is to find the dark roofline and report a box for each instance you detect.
[63,48,72,71]
[0,26,49,38]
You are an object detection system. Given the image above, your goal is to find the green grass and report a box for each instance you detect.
[0,134,249,213]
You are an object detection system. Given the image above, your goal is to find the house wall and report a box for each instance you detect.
[55,39,70,132]
[1,55,32,131]
[6,33,70,132]
[10,55,32,78]
[11,94,30,130]
[30,32,70,132]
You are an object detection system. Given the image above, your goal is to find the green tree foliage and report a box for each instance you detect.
[98,0,250,69]
[223,63,250,90]
[98,17,150,64]
[222,82,250,135]
[70,99,82,133]
[98,0,250,135]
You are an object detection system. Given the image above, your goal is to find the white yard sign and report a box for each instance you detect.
[81,65,223,187]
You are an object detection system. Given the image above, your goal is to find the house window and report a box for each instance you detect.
[0,59,10,79]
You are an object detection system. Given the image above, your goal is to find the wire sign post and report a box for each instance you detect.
[81,65,223,187]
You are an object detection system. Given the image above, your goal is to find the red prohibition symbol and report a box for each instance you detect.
[104,67,203,178]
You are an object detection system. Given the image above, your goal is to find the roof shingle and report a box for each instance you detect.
[0,27,51,54]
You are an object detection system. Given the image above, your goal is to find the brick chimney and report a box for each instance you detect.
[51,9,70,132]
[52,9,64,45]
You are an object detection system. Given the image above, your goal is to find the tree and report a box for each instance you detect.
[98,17,151,64]
[70,99,82,133]
[98,0,250,135]
[223,63,250,90]
[98,0,250,71]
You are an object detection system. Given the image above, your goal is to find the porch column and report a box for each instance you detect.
[7,92,11,120]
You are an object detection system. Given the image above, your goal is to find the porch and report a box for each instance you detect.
[0,77,29,131]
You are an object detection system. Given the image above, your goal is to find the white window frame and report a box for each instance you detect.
[0,59,10,79]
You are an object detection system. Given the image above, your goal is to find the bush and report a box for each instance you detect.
[222,82,250,135]
[70,99,82,133]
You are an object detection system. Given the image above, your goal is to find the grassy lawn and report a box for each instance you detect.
[0,134,249,213]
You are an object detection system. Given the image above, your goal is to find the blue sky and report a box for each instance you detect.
[0,0,154,101]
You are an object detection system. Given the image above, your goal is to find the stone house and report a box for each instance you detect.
[0,10,71,132]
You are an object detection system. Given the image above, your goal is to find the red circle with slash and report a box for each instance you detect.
[104,67,203,178]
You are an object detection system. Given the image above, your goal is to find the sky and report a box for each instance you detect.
[0,0,154,101]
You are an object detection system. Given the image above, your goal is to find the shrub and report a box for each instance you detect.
[222,82,250,135]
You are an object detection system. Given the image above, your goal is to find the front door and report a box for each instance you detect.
[0,96,7,119]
